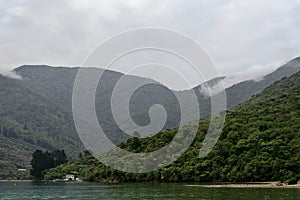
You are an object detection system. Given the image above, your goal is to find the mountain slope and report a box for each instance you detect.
[0,74,83,178]
[45,70,300,183]
[0,57,299,179]
[224,57,300,108]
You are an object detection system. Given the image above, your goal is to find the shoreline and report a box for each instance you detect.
[0,180,33,182]
[0,180,299,188]
[186,182,300,189]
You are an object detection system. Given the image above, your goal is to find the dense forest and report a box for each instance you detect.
[30,150,67,180]
[45,70,300,184]
[0,57,299,179]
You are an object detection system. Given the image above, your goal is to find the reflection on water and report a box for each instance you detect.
[0,182,299,200]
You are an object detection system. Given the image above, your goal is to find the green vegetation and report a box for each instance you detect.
[30,150,67,180]
[0,119,48,179]
[45,71,300,183]
[0,71,83,178]
[0,57,299,179]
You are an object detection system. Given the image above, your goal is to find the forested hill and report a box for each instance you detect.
[0,57,299,179]
[45,70,300,183]
[0,72,82,179]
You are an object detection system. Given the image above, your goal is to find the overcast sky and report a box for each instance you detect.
[1,0,300,88]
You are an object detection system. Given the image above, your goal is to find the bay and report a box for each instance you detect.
[0,182,299,200]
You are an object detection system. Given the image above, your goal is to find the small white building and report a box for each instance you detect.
[65,174,75,181]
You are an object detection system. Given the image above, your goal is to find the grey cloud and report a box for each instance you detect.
[0,0,299,88]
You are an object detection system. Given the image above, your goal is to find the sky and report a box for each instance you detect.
[1,0,300,89]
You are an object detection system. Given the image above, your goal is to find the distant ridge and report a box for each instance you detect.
[0,57,299,178]
[45,67,300,183]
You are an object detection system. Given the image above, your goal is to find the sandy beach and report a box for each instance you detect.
[186,182,300,188]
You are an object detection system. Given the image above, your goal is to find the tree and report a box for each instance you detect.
[78,152,83,158]
[52,150,67,166]
[30,149,68,180]
[30,150,48,180]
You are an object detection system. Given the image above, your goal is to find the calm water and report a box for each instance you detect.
[0,182,299,200]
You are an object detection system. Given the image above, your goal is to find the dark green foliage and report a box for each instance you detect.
[1,57,300,179]
[0,69,84,177]
[30,149,67,180]
[78,153,83,158]
[45,70,300,183]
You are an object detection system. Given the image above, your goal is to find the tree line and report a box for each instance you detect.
[30,149,67,180]
[44,72,300,184]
